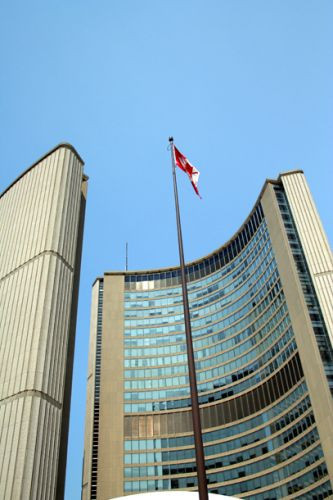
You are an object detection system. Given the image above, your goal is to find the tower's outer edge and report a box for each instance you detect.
[0,144,87,499]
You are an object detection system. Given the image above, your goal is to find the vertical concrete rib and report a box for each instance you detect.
[0,144,87,500]
[98,275,125,499]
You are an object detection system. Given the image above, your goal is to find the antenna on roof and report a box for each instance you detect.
[125,242,128,271]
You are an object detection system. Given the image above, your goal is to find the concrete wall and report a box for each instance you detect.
[262,179,333,483]
[280,172,333,347]
[97,275,125,500]
[0,145,87,499]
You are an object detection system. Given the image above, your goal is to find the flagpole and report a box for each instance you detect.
[169,137,208,500]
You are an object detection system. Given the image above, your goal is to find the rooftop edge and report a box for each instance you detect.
[0,143,85,200]
[96,170,305,283]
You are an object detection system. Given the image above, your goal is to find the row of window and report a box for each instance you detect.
[124,206,265,290]
[211,464,329,499]
[124,242,272,320]
[124,415,316,468]
[196,307,289,372]
[124,260,277,330]
[124,298,287,375]
[123,474,332,499]
[124,333,296,403]
[124,226,266,310]
[197,336,297,398]
[196,315,291,383]
[287,480,333,500]
[124,447,325,493]
[124,250,275,344]
[126,218,267,301]
[124,389,310,453]
[125,364,187,379]
[124,224,268,326]
[126,367,303,438]
[124,282,284,361]
[125,349,303,421]
[125,425,318,478]
[124,316,291,389]
[124,351,301,413]
[124,276,284,347]
[124,293,288,378]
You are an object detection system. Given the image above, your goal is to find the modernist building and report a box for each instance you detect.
[0,144,87,499]
[83,170,333,500]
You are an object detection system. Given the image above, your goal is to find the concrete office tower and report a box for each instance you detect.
[83,171,333,500]
[0,144,87,499]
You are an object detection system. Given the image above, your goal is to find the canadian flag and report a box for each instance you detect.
[174,146,201,198]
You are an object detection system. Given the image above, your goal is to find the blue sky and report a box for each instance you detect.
[1,1,332,498]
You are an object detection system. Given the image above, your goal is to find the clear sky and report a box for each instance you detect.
[1,1,332,498]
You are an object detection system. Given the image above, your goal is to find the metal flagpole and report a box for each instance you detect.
[169,137,208,500]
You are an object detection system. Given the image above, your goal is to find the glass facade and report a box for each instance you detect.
[118,202,332,497]
[84,173,333,500]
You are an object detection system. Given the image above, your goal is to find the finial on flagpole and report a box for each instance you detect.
[169,136,174,143]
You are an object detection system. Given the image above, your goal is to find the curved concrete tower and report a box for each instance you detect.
[83,171,333,500]
[0,144,87,499]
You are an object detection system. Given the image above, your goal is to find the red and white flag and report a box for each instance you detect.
[174,146,201,198]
